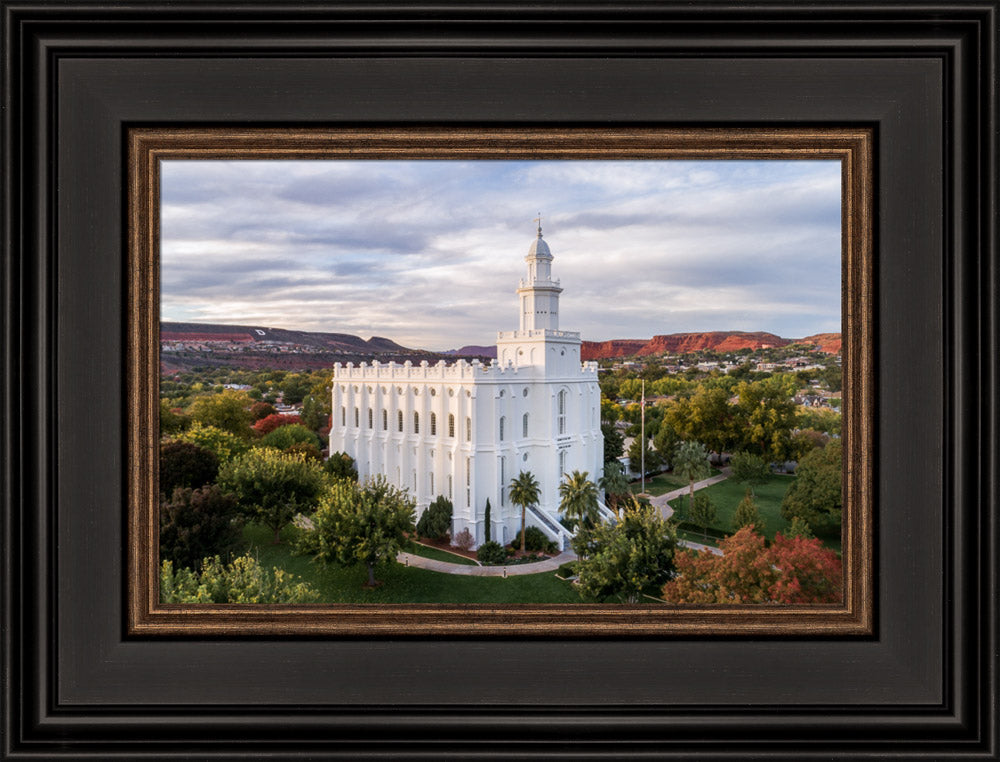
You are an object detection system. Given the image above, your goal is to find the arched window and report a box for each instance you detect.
[559,450,567,479]
[430,412,437,436]
[382,409,388,430]
[430,472,434,494]
[341,406,346,426]
[466,416,472,441]
[354,407,359,427]
[413,411,420,434]
[448,413,455,437]
[465,457,471,507]
[448,475,453,501]
[522,413,529,438]
[557,390,567,434]
[397,410,403,432]
[368,408,373,428]
[500,456,506,506]
[499,416,505,441]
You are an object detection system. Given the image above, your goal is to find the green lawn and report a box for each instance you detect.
[408,542,478,566]
[669,474,842,554]
[243,524,582,604]
[629,468,721,496]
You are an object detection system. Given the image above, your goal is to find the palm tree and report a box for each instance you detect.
[672,440,711,514]
[559,470,600,530]
[508,470,541,553]
[598,460,630,517]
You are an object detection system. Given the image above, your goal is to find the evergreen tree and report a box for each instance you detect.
[732,488,764,533]
[688,492,718,542]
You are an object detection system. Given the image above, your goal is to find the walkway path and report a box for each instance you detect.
[397,549,577,576]
[645,466,732,521]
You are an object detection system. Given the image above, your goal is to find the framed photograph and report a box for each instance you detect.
[129,127,872,636]
[3,2,996,759]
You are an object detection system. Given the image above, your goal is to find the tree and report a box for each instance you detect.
[662,527,777,604]
[187,389,254,438]
[217,448,327,543]
[259,423,322,452]
[652,420,681,468]
[661,527,842,604]
[483,498,492,543]
[663,386,737,456]
[601,420,625,463]
[173,421,249,464]
[729,450,771,496]
[790,428,831,459]
[160,553,320,604]
[301,475,415,587]
[285,441,322,461]
[733,376,798,460]
[598,460,630,515]
[249,401,277,422]
[159,399,190,435]
[159,440,219,497]
[786,515,815,539]
[732,488,764,533]
[628,436,662,476]
[687,492,718,541]
[324,451,358,482]
[159,485,244,569]
[558,470,600,531]
[600,397,621,424]
[571,499,678,603]
[416,495,453,540]
[781,439,842,536]
[672,440,711,511]
[253,413,302,436]
[508,471,541,553]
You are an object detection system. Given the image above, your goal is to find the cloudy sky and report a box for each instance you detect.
[160,159,841,351]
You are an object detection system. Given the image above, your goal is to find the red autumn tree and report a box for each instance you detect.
[662,527,842,605]
[767,532,843,604]
[252,413,301,436]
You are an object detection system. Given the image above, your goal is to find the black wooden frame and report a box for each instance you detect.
[2,2,997,759]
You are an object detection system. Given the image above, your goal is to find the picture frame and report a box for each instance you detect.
[130,126,872,636]
[3,1,996,759]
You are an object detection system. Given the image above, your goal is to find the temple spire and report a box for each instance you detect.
[534,212,543,237]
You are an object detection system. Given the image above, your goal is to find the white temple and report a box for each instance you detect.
[329,221,605,549]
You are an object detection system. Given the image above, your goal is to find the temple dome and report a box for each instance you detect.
[527,233,552,259]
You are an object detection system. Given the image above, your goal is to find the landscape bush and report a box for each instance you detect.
[476,541,508,565]
[160,553,320,604]
[159,440,219,497]
[416,496,453,540]
[452,527,475,551]
[253,413,301,436]
[159,484,244,570]
[509,526,556,554]
[259,423,322,452]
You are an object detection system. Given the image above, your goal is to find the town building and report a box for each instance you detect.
[329,222,605,548]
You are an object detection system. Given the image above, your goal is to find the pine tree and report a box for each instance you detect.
[732,488,765,532]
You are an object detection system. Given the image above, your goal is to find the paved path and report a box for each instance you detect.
[644,466,732,521]
[398,550,577,576]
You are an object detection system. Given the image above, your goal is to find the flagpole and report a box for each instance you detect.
[640,379,645,494]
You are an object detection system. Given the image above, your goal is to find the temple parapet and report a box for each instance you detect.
[332,356,597,380]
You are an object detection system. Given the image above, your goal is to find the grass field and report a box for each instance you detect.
[628,468,721,496]
[669,474,842,553]
[243,524,582,604]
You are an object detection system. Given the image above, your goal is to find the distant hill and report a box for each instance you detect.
[581,331,840,360]
[442,345,498,359]
[160,322,840,375]
[160,321,444,374]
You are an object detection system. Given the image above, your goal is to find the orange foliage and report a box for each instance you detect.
[662,527,842,604]
[252,413,301,436]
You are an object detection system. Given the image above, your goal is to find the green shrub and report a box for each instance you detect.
[510,526,556,553]
[477,540,508,565]
[160,485,244,570]
[416,495,453,540]
[159,440,219,497]
[324,451,358,482]
[259,423,322,452]
[160,553,320,604]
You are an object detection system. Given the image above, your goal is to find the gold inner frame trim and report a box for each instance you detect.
[128,127,873,636]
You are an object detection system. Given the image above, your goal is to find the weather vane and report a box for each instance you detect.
[534,212,543,236]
